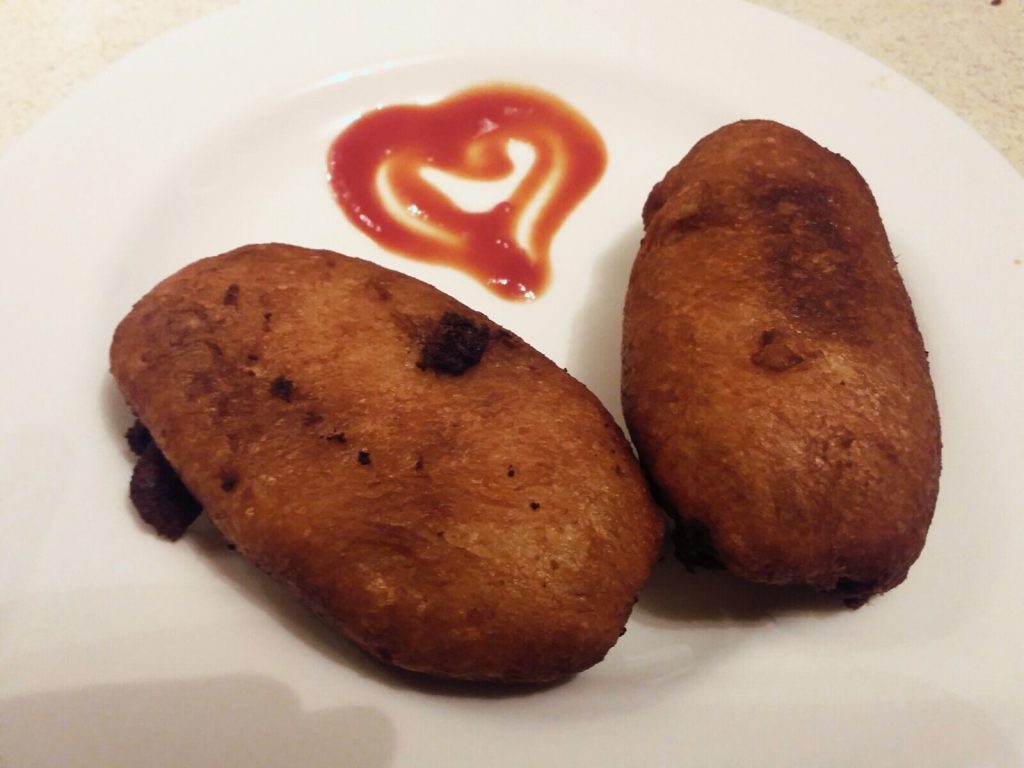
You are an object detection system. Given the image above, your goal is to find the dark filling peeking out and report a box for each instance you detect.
[125,420,201,540]
[672,518,724,572]
[417,312,490,376]
[835,577,878,609]
[125,420,154,455]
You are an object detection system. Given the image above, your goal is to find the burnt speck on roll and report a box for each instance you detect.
[270,376,294,402]
[220,471,239,492]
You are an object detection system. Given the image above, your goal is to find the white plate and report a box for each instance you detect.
[1,1,1022,765]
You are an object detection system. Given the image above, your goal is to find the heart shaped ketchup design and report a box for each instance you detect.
[327,83,606,301]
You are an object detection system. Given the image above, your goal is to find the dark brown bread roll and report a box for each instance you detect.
[111,243,663,682]
[622,120,941,605]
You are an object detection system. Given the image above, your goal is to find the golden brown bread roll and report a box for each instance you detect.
[111,243,663,682]
[622,120,941,605]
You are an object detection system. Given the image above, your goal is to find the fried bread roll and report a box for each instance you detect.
[622,120,941,604]
[111,244,663,682]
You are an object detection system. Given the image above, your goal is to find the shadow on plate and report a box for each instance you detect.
[0,675,397,768]
[635,544,841,627]
[642,665,1024,768]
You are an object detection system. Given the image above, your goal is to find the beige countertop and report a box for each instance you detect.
[1,0,1022,174]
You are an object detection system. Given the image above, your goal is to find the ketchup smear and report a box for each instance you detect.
[327,83,606,301]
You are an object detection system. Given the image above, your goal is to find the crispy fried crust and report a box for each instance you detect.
[622,120,941,604]
[111,244,663,682]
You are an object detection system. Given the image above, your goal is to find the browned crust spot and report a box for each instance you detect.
[750,177,869,339]
[751,329,805,372]
[223,283,240,307]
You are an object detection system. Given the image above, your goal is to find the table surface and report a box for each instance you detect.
[2,0,1022,175]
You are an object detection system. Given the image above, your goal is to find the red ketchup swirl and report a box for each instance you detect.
[327,83,606,301]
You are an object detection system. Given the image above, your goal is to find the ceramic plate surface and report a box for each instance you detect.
[1,1,1022,765]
